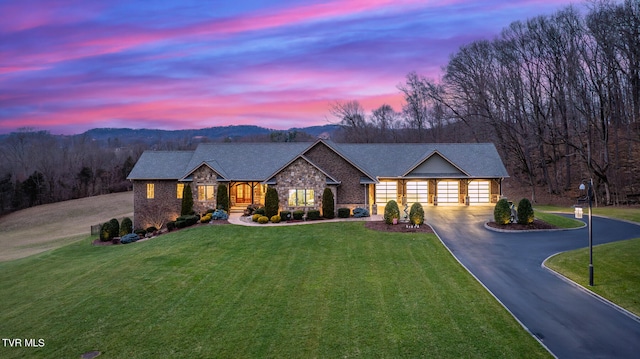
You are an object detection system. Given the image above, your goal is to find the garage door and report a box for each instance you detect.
[468,181,490,204]
[406,181,429,205]
[437,181,459,204]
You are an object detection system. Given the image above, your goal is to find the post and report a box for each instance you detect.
[588,178,594,286]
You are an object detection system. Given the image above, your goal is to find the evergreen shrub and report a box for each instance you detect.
[517,198,534,224]
[120,233,140,244]
[338,208,351,218]
[146,226,158,233]
[252,214,262,222]
[255,207,266,215]
[384,200,400,224]
[265,187,279,218]
[99,222,112,242]
[216,185,229,211]
[353,207,370,218]
[322,188,335,219]
[307,209,321,220]
[293,210,305,220]
[280,211,291,221]
[181,184,194,216]
[120,217,133,236]
[212,209,228,220]
[270,215,281,223]
[258,216,269,224]
[494,199,511,225]
[108,218,120,239]
[166,221,176,231]
[409,202,425,225]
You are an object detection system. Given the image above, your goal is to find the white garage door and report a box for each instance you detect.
[437,181,459,204]
[406,181,429,205]
[468,181,490,204]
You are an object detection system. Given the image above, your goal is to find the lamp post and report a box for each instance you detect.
[579,179,594,286]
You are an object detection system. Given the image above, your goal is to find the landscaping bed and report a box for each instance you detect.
[486,219,559,231]
[365,220,434,233]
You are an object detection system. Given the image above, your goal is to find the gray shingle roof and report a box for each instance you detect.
[126,151,194,180]
[127,141,508,181]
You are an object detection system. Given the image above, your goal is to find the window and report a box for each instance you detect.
[198,185,215,201]
[288,189,314,207]
[177,183,184,199]
[406,181,429,204]
[468,181,490,203]
[146,183,154,199]
[375,181,397,204]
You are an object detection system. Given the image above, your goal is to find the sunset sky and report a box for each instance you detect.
[0,0,582,135]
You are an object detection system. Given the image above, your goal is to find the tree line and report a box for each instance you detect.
[331,0,640,205]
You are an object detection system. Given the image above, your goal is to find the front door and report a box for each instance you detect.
[236,183,252,204]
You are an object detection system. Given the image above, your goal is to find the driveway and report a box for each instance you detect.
[425,206,640,359]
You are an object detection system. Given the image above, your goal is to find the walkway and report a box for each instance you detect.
[425,206,640,359]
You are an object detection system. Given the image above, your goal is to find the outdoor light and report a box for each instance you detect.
[579,179,594,286]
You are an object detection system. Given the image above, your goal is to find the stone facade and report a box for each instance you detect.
[274,158,327,212]
[191,165,219,214]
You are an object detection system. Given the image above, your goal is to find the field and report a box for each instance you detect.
[0,195,551,358]
[0,192,133,262]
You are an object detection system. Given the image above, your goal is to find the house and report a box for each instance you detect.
[127,139,508,229]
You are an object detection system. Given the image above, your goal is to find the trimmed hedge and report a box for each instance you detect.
[270,215,281,223]
[517,198,534,224]
[216,185,229,211]
[338,207,351,218]
[384,200,400,224]
[120,217,133,236]
[258,216,269,224]
[252,214,261,222]
[307,209,321,220]
[353,207,369,218]
[293,210,304,220]
[409,202,425,225]
[265,187,279,218]
[494,199,511,225]
[280,211,292,221]
[120,233,140,244]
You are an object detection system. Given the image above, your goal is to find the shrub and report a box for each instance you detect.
[211,209,228,220]
[166,221,176,231]
[216,185,229,211]
[338,207,351,218]
[252,214,262,222]
[109,218,120,238]
[293,210,305,220]
[258,216,269,224]
[353,207,370,218]
[384,200,400,224]
[200,213,212,223]
[307,209,321,220]
[120,233,140,244]
[270,215,281,223]
[517,198,534,224]
[134,229,146,236]
[409,202,425,225]
[120,217,133,236]
[99,222,112,242]
[175,220,188,229]
[255,207,266,215]
[177,215,199,227]
[146,226,158,234]
[181,184,194,216]
[322,188,335,219]
[494,198,511,225]
[280,210,292,221]
[265,187,280,218]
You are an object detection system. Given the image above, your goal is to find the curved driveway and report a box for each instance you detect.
[425,206,640,359]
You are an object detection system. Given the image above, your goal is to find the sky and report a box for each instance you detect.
[0,0,582,135]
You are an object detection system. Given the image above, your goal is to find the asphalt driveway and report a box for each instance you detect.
[425,206,640,359]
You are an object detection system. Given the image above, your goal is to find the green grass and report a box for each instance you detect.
[0,223,550,359]
[546,238,640,316]
[534,211,584,229]
[536,205,640,223]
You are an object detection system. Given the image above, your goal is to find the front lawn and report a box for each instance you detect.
[545,238,640,316]
[534,211,584,229]
[0,223,550,358]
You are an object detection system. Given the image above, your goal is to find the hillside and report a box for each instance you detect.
[0,191,133,262]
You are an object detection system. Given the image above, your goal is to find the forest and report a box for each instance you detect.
[332,0,640,206]
[1,0,638,215]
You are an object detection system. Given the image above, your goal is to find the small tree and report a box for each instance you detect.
[494,198,511,225]
[181,184,194,216]
[409,202,424,225]
[100,222,112,242]
[517,198,534,224]
[384,200,400,224]
[264,187,279,218]
[120,217,133,236]
[216,184,229,211]
[322,188,335,219]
